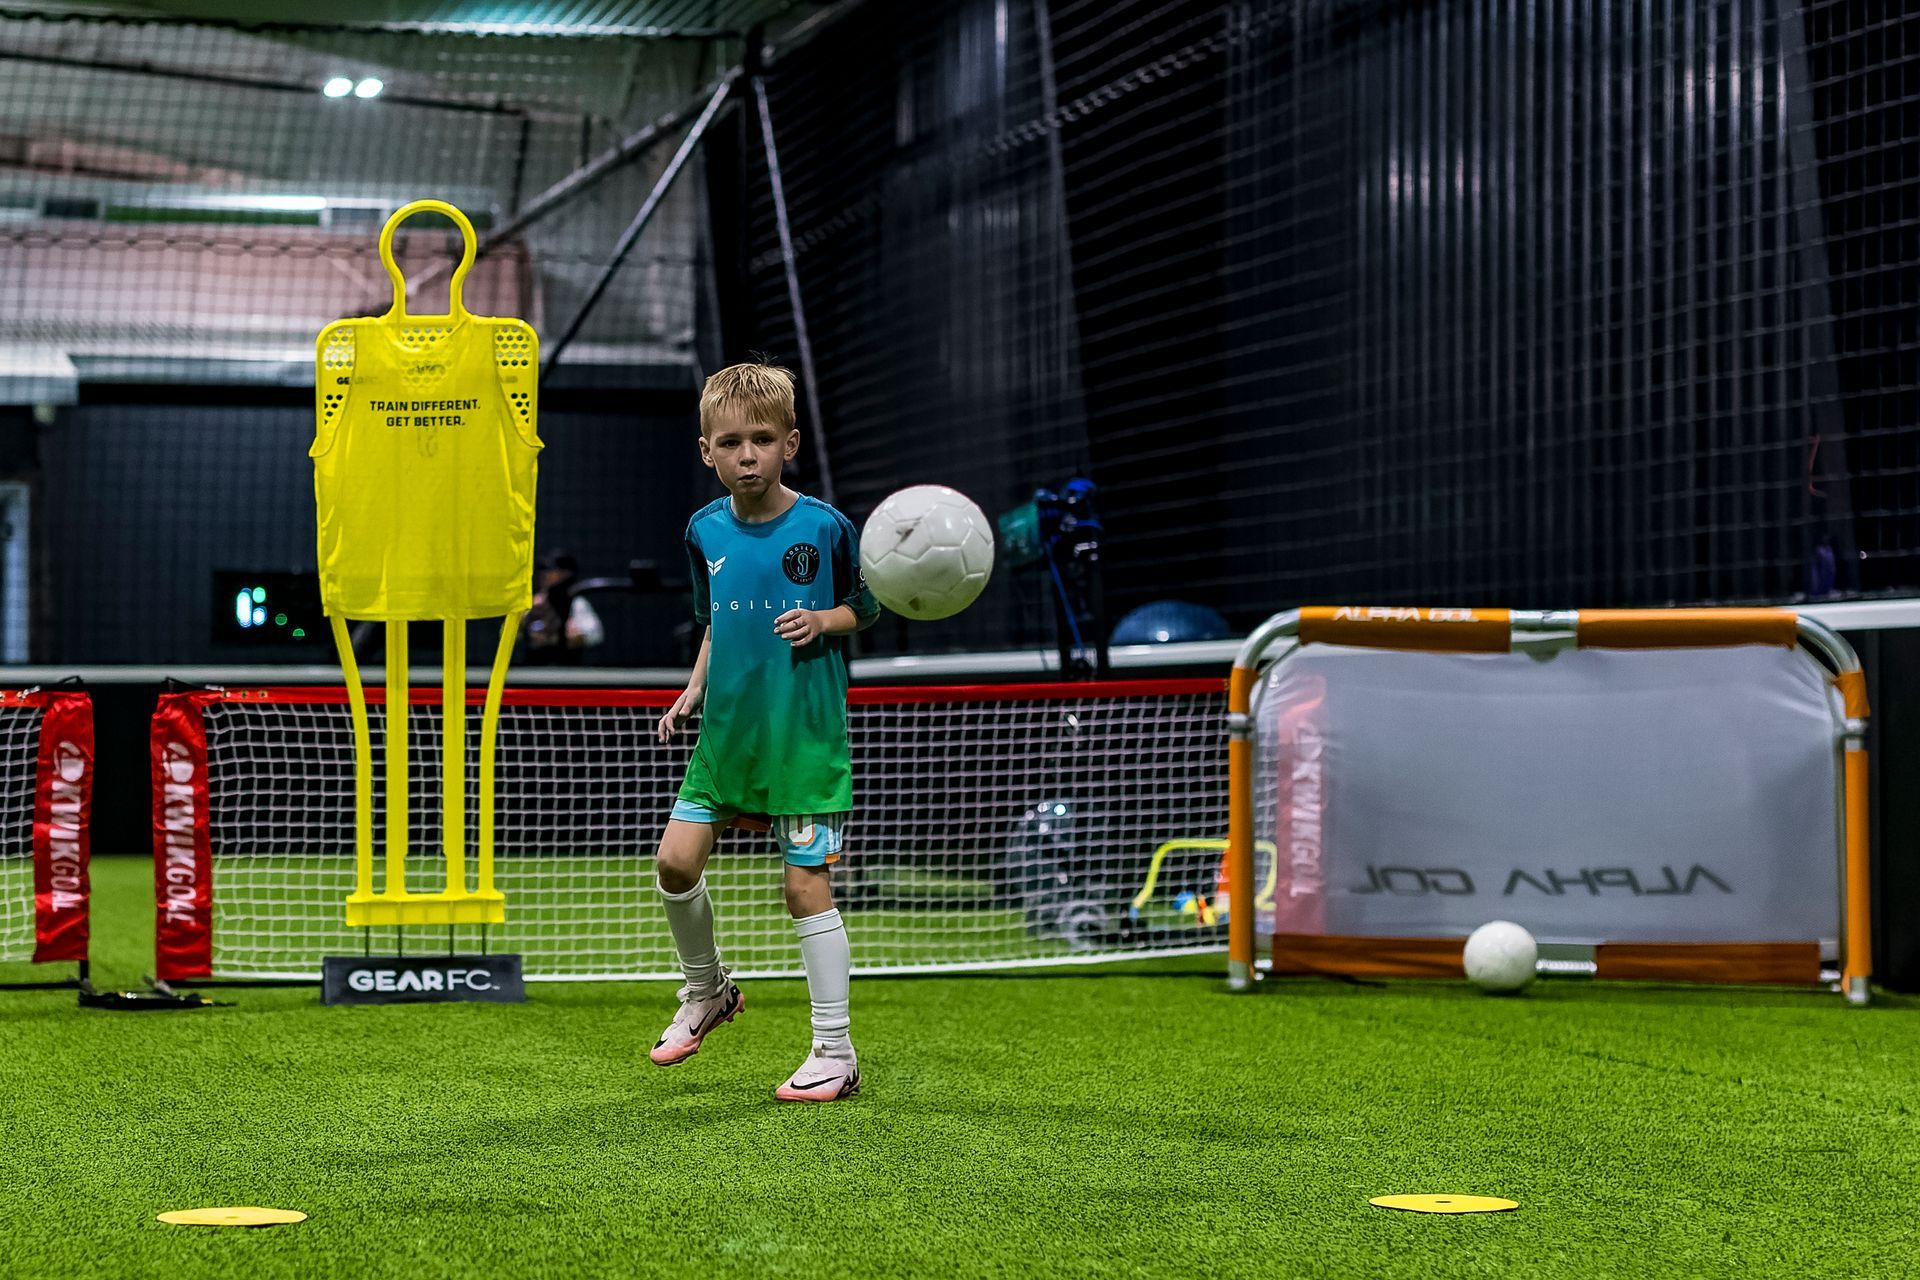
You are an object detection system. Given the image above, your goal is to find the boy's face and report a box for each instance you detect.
[700,413,798,497]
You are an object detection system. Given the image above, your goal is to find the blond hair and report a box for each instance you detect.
[699,361,796,436]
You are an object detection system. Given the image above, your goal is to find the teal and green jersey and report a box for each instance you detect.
[679,493,880,816]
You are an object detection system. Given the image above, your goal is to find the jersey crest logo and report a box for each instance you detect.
[706,556,726,577]
[783,543,820,586]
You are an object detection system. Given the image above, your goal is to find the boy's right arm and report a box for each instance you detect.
[658,628,709,743]
[661,519,712,743]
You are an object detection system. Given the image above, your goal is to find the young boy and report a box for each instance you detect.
[651,361,880,1102]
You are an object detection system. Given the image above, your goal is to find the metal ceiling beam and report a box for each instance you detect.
[758,0,872,67]
[372,0,865,315]
[0,3,755,38]
[0,46,528,117]
[543,68,739,374]
[369,67,736,314]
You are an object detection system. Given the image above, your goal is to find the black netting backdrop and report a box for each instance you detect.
[2,3,1916,663]
[735,0,1919,646]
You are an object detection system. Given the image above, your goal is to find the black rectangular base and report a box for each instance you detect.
[322,954,525,1005]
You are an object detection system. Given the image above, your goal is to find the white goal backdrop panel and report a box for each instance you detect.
[154,681,1228,980]
[1252,645,1844,949]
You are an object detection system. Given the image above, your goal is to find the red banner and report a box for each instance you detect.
[152,693,214,980]
[31,692,91,963]
[1268,672,1328,938]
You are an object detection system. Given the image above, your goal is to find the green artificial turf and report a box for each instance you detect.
[2,856,1916,1279]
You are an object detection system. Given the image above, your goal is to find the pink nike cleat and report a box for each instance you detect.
[774,1047,861,1102]
[649,980,744,1066]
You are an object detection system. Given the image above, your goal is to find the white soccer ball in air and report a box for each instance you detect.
[859,485,995,621]
[1463,921,1538,993]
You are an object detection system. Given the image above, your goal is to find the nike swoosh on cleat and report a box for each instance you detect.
[685,989,738,1039]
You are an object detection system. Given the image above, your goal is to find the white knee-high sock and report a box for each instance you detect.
[795,908,852,1060]
[661,877,722,996]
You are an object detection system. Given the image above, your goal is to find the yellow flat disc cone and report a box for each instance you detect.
[158,1206,307,1227]
[1370,1194,1517,1215]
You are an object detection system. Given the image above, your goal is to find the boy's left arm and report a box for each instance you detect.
[774,603,865,646]
[773,591,880,646]
[773,510,882,647]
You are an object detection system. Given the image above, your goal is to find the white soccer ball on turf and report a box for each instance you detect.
[859,485,995,621]
[1463,920,1538,993]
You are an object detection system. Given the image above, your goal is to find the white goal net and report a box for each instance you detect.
[153,679,1227,981]
[0,690,91,971]
[0,700,47,964]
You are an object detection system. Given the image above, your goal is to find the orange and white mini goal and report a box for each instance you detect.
[1225,607,1870,1004]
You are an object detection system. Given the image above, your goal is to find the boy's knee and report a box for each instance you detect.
[783,866,833,917]
[657,851,701,896]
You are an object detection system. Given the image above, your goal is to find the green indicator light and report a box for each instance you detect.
[251,586,266,603]
[274,613,288,626]
[291,627,306,638]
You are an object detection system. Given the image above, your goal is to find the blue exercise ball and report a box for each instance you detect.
[1111,599,1232,645]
